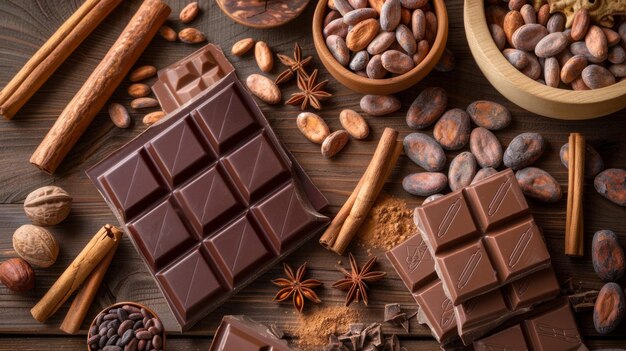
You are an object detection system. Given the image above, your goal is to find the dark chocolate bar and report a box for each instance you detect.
[473,302,583,351]
[88,72,329,329]
[152,44,235,114]
[210,315,292,350]
[415,169,551,305]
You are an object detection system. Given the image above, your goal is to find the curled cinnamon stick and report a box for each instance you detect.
[0,0,123,119]
[31,225,123,323]
[330,128,400,255]
[30,0,170,174]
[565,133,585,257]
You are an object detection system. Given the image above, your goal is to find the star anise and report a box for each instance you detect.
[285,69,331,110]
[272,262,322,312]
[275,43,312,84]
[332,253,386,307]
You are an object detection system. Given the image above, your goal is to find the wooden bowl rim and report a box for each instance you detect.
[465,0,626,104]
[312,0,448,86]
[215,0,312,29]
[87,301,165,351]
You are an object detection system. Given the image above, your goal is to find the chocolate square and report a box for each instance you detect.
[523,303,582,351]
[473,325,529,351]
[454,289,509,330]
[414,280,457,342]
[386,234,436,292]
[505,268,560,310]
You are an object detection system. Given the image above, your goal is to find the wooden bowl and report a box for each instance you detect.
[312,0,449,95]
[87,302,165,351]
[464,0,626,120]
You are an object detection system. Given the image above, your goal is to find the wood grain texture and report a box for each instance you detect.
[0,0,625,349]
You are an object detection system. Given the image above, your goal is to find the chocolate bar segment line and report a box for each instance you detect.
[88,72,329,330]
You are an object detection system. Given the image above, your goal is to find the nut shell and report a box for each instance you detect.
[24,186,72,226]
[13,224,59,268]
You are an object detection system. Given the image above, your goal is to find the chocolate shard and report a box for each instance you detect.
[209,315,292,350]
[384,303,404,322]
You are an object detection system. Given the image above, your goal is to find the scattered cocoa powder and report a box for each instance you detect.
[291,305,361,349]
[356,194,417,252]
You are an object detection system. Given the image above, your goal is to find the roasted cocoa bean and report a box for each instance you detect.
[511,23,548,51]
[433,108,471,150]
[543,57,560,88]
[595,169,626,206]
[535,32,568,58]
[503,11,524,46]
[503,48,529,69]
[593,282,625,335]
[325,18,350,38]
[546,12,565,33]
[448,152,478,191]
[515,167,562,202]
[503,132,545,170]
[470,127,503,168]
[412,9,426,40]
[608,46,626,65]
[381,50,414,74]
[343,8,378,25]
[466,100,511,130]
[346,18,380,51]
[560,142,604,178]
[406,87,447,129]
[490,24,506,50]
[471,167,498,184]
[402,172,448,196]
[521,52,541,80]
[423,193,444,204]
[367,32,395,55]
[585,25,608,61]
[560,55,587,84]
[326,35,351,66]
[360,94,401,116]
[412,40,430,66]
[403,133,446,172]
[508,0,526,11]
[350,50,370,71]
[339,109,369,139]
[380,0,401,31]
[246,74,281,105]
[396,24,417,54]
[231,38,255,56]
[592,230,625,282]
[321,130,350,158]
[297,112,330,144]
[570,9,590,41]
[366,54,387,78]
[582,64,615,89]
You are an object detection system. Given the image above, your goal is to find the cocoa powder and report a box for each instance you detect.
[291,306,361,349]
[355,194,417,251]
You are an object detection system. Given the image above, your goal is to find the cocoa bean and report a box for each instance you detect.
[324,18,350,38]
[334,0,354,16]
[127,83,150,98]
[343,8,378,25]
[521,52,542,80]
[380,0,401,31]
[543,57,560,88]
[570,41,605,63]
[396,24,417,55]
[406,87,447,129]
[346,18,380,51]
[503,48,529,70]
[400,8,412,26]
[535,32,569,58]
[297,112,330,144]
[546,13,565,33]
[178,27,206,44]
[602,28,621,46]
[231,38,255,56]
[571,76,590,90]
[424,11,437,45]
[560,55,587,84]
[381,50,414,74]
[433,108,471,150]
[366,54,387,78]
[557,48,574,67]
[511,24,548,51]
[486,5,507,27]
[490,24,506,51]
[130,97,158,110]
[324,10,341,28]
[608,46,626,65]
[582,64,615,89]
[466,100,511,130]
[349,0,368,8]
[179,2,200,23]
[246,74,281,104]
[350,50,370,71]
[593,282,625,335]
[360,94,401,116]
[435,48,455,72]
[570,9,590,41]
[412,40,430,66]
[108,103,130,129]
[326,35,351,66]
[128,66,156,82]
[592,230,625,282]
[586,25,608,61]
[520,4,536,24]
[321,130,350,158]
[367,32,396,55]
[448,152,478,191]
[508,0,526,11]
[339,109,369,139]
[537,4,550,26]
[470,127,503,168]
[159,26,177,42]
[609,64,626,78]
[401,0,428,9]
[142,111,165,126]
[403,133,446,172]
[424,193,444,204]
[515,167,562,202]
[560,142,604,178]
[88,304,162,351]
[412,9,426,41]
[471,167,498,184]
[595,169,626,206]
[402,172,448,196]
[503,132,545,170]
[254,41,273,72]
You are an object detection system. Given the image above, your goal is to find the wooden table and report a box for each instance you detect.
[0,1,625,349]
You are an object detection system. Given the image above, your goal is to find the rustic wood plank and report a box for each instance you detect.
[0,0,625,349]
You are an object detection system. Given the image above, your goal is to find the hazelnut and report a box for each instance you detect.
[0,258,35,292]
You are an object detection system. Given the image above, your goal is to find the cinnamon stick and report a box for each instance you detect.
[31,225,123,323]
[30,0,170,174]
[565,133,585,256]
[320,138,402,250]
[331,128,400,255]
[59,238,119,334]
[0,0,123,119]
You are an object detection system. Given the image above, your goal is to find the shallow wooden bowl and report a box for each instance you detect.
[312,0,449,95]
[87,302,165,351]
[464,0,626,120]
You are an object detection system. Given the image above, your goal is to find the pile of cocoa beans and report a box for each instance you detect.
[322,0,439,78]
[400,87,562,202]
[486,0,626,89]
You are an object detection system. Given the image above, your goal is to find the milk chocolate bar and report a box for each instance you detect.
[415,169,551,305]
[152,44,235,113]
[88,73,329,329]
[210,315,292,350]
[474,302,583,351]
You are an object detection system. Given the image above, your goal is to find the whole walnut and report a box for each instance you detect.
[12,224,59,268]
[23,186,72,226]
[0,258,35,292]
